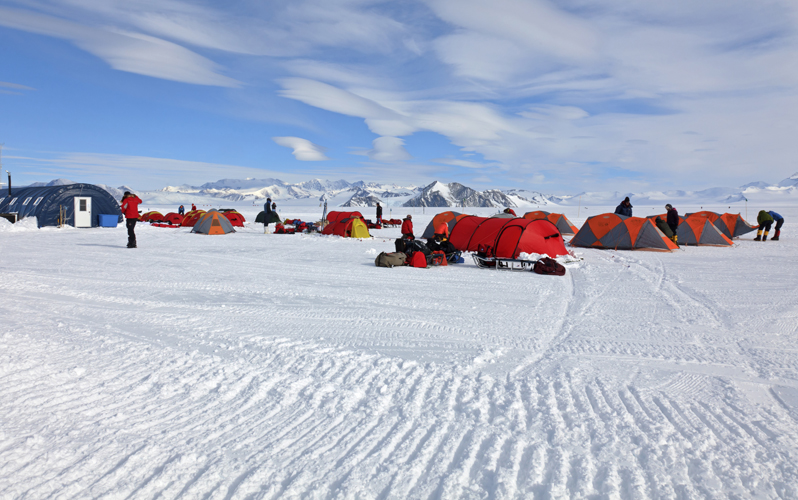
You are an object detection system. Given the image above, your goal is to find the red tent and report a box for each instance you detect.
[321,217,371,238]
[326,211,363,223]
[141,211,164,223]
[449,216,567,258]
[222,211,245,227]
[180,210,206,227]
[163,212,184,225]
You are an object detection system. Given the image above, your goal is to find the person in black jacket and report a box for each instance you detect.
[615,197,633,217]
[376,202,383,224]
[665,204,679,245]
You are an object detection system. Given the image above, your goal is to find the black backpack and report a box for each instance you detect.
[533,257,566,276]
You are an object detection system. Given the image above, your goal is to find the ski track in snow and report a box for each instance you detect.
[1,208,798,499]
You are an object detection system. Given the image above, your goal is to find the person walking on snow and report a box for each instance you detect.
[401,214,414,239]
[755,210,774,241]
[615,197,633,217]
[769,211,784,241]
[376,202,383,225]
[120,191,142,248]
[665,204,679,245]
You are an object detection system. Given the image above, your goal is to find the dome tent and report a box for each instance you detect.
[0,183,122,228]
[191,210,235,235]
[420,211,470,239]
[523,211,578,235]
[684,211,756,239]
[571,213,678,251]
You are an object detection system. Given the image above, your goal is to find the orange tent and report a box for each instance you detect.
[190,210,235,235]
[523,211,578,234]
[571,214,678,251]
[421,211,470,239]
[684,211,756,239]
[678,218,733,246]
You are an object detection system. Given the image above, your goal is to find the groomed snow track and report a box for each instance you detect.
[2,217,798,499]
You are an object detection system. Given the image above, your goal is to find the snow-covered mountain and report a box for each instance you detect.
[402,181,523,208]
[19,171,798,208]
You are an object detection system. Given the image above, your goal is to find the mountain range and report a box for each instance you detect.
[23,172,798,208]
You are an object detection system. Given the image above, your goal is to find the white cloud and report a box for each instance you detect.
[368,137,412,162]
[272,137,330,161]
[0,6,240,87]
[5,152,299,189]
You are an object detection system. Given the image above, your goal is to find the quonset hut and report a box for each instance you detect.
[0,183,123,228]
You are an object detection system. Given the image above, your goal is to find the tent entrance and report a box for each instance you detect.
[74,197,92,227]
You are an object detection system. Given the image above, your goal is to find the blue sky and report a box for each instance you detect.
[1,0,797,192]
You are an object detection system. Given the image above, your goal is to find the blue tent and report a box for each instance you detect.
[0,184,123,228]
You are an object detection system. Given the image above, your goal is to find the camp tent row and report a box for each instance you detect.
[142,209,245,228]
[570,210,755,251]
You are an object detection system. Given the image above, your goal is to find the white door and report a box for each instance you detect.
[74,197,92,227]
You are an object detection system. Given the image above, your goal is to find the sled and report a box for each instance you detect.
[471,254,536,271]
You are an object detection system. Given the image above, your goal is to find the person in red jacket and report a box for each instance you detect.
[401,214,414,239]
[121,191,142,248]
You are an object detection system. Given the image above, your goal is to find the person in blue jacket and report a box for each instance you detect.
[615,197,633,217]
[769,210,784,241]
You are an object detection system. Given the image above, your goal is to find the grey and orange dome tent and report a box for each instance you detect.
[523,211,578,235]
[684,211,756,239]
[191,210,235,235]
[648,213,732,246]
[321,217,370,238]
[571,214,678,251]
[421,211,470,239]
[449,216,568,258]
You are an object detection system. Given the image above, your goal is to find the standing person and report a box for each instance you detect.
[376,202,383,225]
[120,191,142,248]
[401,214,414,239]
[755,210,774,241]
[665,204,679,245]
[769,210,784,241]
[615,197,633,217]
[191,203,196,211]
[264,197,273,232]
[178,204,185,215]
[322,200,328,225]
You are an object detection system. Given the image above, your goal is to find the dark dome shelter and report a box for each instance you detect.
[0,183,123,228]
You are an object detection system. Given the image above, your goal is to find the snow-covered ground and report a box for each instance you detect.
[2,204,797,499]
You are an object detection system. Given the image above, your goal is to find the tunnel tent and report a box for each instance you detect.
[523,211,579,235]
[321,217,370,238]
[570,213,678,252]
[191,210,235,235]
[140,211,164,223]
[325,211,364,224]
[0,183,123,228]
[448,216,567,257]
